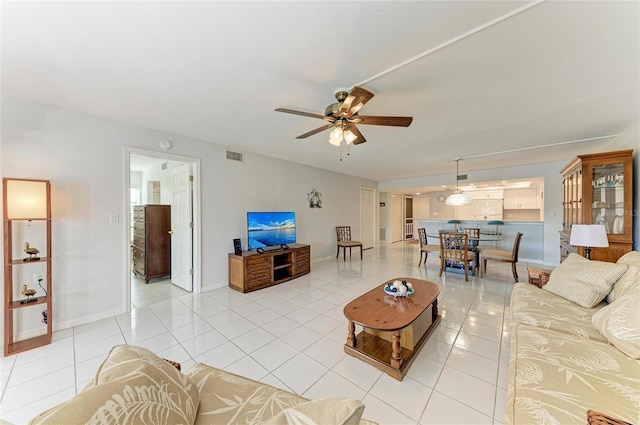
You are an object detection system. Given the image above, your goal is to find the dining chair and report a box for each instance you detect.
[485,220,504,248]
[447,219,462,232]
[417,228,440,267]
[439,232,476,282]
[482,232,523,282]
[336,226,363,262]
[463,227,482,277]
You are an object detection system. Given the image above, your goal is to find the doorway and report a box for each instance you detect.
[389,193,403,243]
[125,148,200,309]
[360,187,375,249]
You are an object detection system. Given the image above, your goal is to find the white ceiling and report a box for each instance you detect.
[2,1,639,186]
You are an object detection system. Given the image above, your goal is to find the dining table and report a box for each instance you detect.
[427,231,503,275]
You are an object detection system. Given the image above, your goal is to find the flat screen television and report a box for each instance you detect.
[247,211,296,249]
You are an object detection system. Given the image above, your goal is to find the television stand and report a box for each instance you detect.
[228,243,310,293]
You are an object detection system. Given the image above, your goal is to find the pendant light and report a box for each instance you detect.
[445,158,472,206]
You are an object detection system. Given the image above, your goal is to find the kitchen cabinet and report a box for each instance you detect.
[472,198,503,220]
[504,189,539,209]
[559,149,633,263]
[471,190,503,200]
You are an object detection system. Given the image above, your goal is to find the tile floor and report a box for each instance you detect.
[0,242,523,425]
[131,273,189,308]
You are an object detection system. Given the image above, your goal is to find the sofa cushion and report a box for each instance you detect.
[593,283,640,359]
[264,398,365,425]
[606,250,640,303]
[505,325,640,425]
[185,363,370,425]
[543,253,628,308]
[30,345,200,425]
[185,363,306,424]
[510,283,608,342]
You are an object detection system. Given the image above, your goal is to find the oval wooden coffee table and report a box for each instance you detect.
[343,278,440,381]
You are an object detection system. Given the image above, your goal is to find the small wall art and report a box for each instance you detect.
[307,188,322,208]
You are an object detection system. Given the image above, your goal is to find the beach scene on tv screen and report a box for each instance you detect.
[248,212,296,248]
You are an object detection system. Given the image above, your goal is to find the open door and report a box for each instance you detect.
[170,163,193,292]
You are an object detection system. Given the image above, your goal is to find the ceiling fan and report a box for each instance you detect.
[275,86,413,146]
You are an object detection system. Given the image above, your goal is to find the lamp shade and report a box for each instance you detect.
[4,178,49,219]
[344,129,357,145]
[445,192,472,206]
[570,224,609,248]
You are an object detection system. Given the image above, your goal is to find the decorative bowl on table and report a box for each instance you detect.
[384,280,414,297]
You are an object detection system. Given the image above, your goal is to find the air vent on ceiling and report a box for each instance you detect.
[226,150,244,163]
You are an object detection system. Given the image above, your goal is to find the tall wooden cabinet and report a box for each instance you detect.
[3,178,53,356]
[560,149,634,263]
[132,205,171,283]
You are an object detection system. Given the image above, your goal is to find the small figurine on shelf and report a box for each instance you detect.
[23,242,40,261]
[21,284,37,304]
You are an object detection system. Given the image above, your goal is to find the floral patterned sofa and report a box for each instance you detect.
[506,251,640,425]
[29,344,377,425]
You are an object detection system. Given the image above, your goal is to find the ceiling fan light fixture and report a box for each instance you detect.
[328,136,341,146]
[330,126,343,141]
[344,129,357,145]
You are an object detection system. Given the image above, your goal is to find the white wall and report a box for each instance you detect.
[1,97,376,334]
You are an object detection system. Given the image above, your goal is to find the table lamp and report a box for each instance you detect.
[570,224,609,260]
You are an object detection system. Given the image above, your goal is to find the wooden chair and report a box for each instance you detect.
[417,228,440,267]
[336,226,363,262]
[439,232,476,282]
[482,232,523,282]
[485,220,504,248]
[463,227,482,277]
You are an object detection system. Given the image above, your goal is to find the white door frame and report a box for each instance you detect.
[390,193,403,243]
[403,195,413,241]
[123,147,202,310]
[359,187,376,249]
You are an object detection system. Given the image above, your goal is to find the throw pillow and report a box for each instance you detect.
[264,398,365,425]
[606,251,640,303]
[543,253,628,308]
[592,284,640,359]
[30,345,200,425]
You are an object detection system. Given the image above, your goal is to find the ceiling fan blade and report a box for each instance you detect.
[295,123,335,139]
[348,124,367,145]
[350,115,413,127]
[338,86,374,118]
[275,108,333,121]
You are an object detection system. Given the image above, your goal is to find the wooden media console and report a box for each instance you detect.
[228,244,310,293]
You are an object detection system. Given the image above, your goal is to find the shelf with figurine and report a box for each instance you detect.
[3,177,53,356]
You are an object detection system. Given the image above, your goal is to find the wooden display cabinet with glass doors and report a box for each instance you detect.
[3,178,52,356]
[560,149,633,263]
